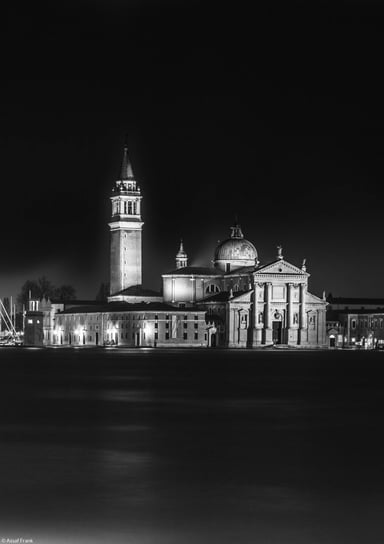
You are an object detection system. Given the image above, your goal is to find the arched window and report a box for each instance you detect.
[205,284,220,294]
[127,201,133,214]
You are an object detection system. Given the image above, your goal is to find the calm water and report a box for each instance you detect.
[0,348,383,544]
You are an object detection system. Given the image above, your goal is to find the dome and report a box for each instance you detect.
[214,224,258,271]
[215,238,257,261]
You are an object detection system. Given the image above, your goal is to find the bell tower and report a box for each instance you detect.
[109,144,143,295]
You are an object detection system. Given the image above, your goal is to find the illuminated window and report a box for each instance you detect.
[205,284,220,294]
[28,319,33,324]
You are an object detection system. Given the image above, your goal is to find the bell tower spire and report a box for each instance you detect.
[108,143,144,295]
[120,143,135,180]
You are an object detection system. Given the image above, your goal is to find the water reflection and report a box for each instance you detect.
[0,349,383,543]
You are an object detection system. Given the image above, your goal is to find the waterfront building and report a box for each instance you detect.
[326,296,384,349]
[25,144,327,348]
[163,229,327,347]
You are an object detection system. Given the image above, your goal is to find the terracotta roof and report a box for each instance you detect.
[327,296,384,305]
[164,266,222,276]
[59,301,205,314]
[113,285,161,297]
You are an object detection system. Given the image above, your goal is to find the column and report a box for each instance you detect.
[299,282,307,344]
[253,282,263,346]
[264,282,272,344]
[287,284,293,328]
[190,277,195,303]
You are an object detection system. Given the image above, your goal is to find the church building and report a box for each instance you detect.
[25,145,327,348]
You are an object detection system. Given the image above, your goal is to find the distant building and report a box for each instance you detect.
[24,300,44,346]
[326,296,384,349]
[25,144,327,348]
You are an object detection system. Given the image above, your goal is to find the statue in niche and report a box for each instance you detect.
[258,312,263,324]
[293,313,299,324]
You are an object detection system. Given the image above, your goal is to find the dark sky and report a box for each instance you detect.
[3,0,383,301]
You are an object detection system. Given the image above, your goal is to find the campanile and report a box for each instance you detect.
[109,145,143,295]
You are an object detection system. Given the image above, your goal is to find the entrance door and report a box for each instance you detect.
[210,333,217,347]
[329,336,336,348]
[272,321,282,344]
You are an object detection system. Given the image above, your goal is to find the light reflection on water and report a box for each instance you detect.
[0,349,383,543]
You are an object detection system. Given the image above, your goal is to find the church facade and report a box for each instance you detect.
[25,145,327,348]
[163,227,327,348]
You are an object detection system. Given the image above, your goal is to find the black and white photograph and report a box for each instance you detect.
[2,1,384,543]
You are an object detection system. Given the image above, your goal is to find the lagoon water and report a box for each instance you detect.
[0,348,383,544]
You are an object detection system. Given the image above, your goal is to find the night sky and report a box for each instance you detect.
[3,0,383,301]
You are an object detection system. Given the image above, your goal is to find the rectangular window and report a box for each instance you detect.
[165,322,169,329]
[351,319,356,330]
[194,322,198,329]
[165,332,170,340]
[183,332,188,340]
[155,332,158,340]
[194,332,198,340]
[171,315,178,338]
[155,322,158,329]
[184,322,188,329]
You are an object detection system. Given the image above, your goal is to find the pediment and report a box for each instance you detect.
[254,259,308,277]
